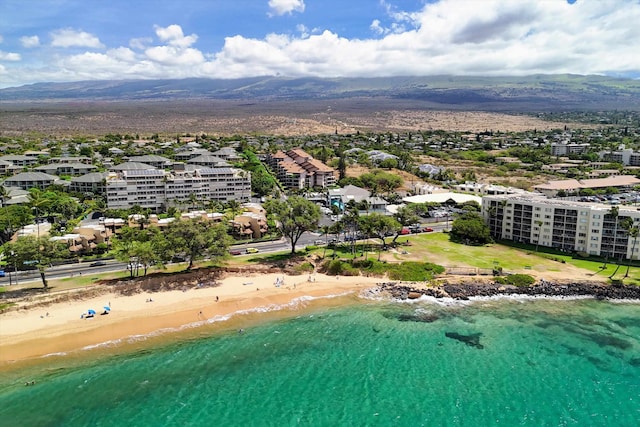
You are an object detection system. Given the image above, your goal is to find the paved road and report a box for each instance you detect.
[1,224,447,286]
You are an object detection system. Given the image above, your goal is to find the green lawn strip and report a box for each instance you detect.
[407,233,640,282]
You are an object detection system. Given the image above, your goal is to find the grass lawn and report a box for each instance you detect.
[404,233,640,284]
[387,232,566,271]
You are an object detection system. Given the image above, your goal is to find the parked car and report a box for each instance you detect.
[246,247,259,254]
[314,240,325,245]
[423,227,434,232]
[229,250,242,256]
[0,270,5,277]
[90,261,107,267]
[400,228,411,235]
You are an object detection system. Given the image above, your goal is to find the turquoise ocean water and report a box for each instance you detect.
[1,295,639,426]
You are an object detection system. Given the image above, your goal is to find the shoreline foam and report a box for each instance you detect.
[3,272,639,368]
[0,273,381,365]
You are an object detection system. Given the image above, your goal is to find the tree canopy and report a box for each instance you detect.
[3,236,68,288]
[165,218,233,270]
[265,196,320,254]
[449,212,492,245]
[359,213,401,248]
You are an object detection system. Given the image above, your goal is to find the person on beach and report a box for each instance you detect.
[216,296,219,302]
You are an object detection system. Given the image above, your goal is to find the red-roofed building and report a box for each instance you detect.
[267,148,336,189]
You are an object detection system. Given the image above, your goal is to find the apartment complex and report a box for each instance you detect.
[483,194,640,260]
[266,148,336,189]
[105,165,251,210]
[550,142,590,156]
[599,147,640,166]
[533,175,640,197]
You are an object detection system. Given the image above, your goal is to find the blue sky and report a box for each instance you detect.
[0,0,638,88]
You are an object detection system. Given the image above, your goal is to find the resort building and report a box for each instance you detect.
[482,194,640,260]
[454,182,533,196]
[0,159,12,175]
[0,155,39,168]
[550,142,590,157]
[126,155,173,169]
[69,172,108,195]
[328,185,388,212]
[266,148,336,190]
[105,165,251,210]
[34,163,98,176]
[48,156,93,165]
[599,147,640,166]
[533,175,640,197]
[2,171,63,190]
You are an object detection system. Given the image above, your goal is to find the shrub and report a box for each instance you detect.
[295,262,315,273]
[495,274,535,287]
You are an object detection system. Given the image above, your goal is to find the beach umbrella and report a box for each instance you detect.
[87,309,96,315]
[103,306,111,311]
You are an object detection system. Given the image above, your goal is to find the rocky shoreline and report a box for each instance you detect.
[376,280,640,300]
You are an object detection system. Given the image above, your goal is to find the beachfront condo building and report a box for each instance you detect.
[105,166,251,211]
[482,194,640,261]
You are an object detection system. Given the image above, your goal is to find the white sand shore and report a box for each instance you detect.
[0,273,383,363]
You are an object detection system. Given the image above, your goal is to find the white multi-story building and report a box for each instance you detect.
[550,142,590,156]
[483,194,640,260]
[106,166,251,210]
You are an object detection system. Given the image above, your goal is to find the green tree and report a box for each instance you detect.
[604,206,619,272]
[359,213,401,249]
[251,168,275,197]
[450,212,492,245]
[0,205,32,244]
[392,205,420,243]
[265,196,321,254]
[112,227,167,277]
[337,151,347,181]
[4,236,67,288]
[624,224,639,278]
[0,186,8,208]
[165,218,232,270]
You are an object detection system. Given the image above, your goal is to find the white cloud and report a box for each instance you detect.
[3,1,640,88]
[0,51,21,61]
[20,35,40,48]
[51,28,104,48]
[370,20,385,35]
[130,37,152,50]
[154,24,198,48]
[268,0,305,16]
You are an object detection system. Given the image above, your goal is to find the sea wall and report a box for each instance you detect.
[377,280,640,300]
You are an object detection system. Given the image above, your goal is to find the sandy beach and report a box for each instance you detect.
[0,273,383,364]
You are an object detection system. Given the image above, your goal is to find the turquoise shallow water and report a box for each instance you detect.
[1,297,639,426]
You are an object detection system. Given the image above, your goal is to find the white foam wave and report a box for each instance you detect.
[360,288,640,307]
[70,291,357,354]
[40,351,68,359]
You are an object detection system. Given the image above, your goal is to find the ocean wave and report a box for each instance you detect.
[361,289,640,307]
[68,291,359,353]
[40,351,69,359]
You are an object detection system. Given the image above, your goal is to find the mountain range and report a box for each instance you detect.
[2,75,640,111]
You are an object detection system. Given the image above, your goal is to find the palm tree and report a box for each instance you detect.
[610,216,631,279]
[605,206,619,275]
[624,224,639,278]
[0,185,8,208]
[534,220,544,252]
[320,225,330,258]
